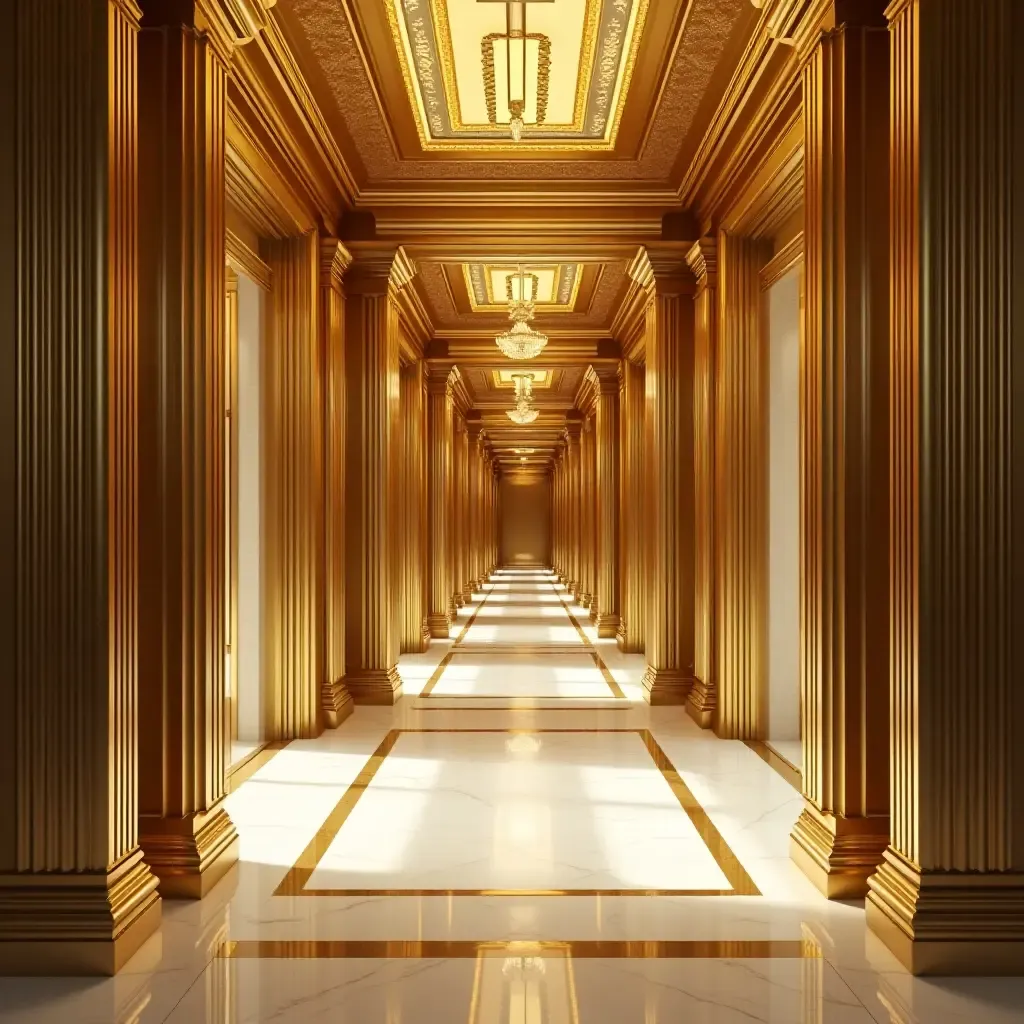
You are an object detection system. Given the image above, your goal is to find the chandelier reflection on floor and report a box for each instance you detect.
[506,372,540,424]
[496,266,548,360]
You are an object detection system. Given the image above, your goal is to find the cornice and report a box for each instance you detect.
[320,238,353,291]
[628,244,694,297]
[576,369,599,416]
[686,237,718,289]
[345,243,416,295]
[227,228,273,290]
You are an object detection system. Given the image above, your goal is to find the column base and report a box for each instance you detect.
[641,666,693,705]
[447,601,458,621]
[321,677,355,730]
[588,602,599,624]
[685,675,717,729]
[790,803,889,899]
[866,848,1024,975]
[579,592,592,608]
[453,592,465,609]
[0,850,161,975]
[427,612,452,639]
[139,802,239,900]
[346,666,403,705]
[461,586,474,603]
[420,618,432,647]
[616,622,642,653]
[596,613,620,639]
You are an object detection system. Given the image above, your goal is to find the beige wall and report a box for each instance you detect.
[499,477,551,566]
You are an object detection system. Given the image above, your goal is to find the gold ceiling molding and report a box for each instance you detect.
[226,229,273,290]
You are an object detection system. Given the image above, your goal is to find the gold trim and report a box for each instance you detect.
[226,228,272,290]
[464,262,583,313]
[744,740,801,792]
[226,740,290,794]
[273,728,759,897]
[218,938,813,959]
[419,584,496,697]
[552,581,626,698]
[411,704,632,711]
[759,233,804,290]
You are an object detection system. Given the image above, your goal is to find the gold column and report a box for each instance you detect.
[631,247,695,705]
[0,0,162,974]
[319,241,355,727]
[579,416,596,609]
[790,12,891,899]
[452,415,467,608]
[399,359,429,653]
[262,233,324,736]
[472,429,487,588]
[686,239,717,728]
[136,3,240,894]
[714,232,770,737]
[593,368,621,637]
[460,422,476,603]
[344,246,415,704]
[426,364,456,636]
[866,0,1024,975]
[617,360,646,652]
[564,418,583,598]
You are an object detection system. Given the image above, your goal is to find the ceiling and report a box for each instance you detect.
[271,0,759,469]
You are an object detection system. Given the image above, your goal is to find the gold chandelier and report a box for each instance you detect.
[495,267,548,360]
[506,372,539,424]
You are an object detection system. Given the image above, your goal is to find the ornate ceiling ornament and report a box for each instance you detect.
[506,372,540,423]
[495,266,549,359]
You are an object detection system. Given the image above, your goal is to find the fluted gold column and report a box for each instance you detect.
[564,418,583,598]
[617,360,646,652]
[714,232,770,737]
[451,415,467,608]
[686,239,717,728]
[473,430,487,588]
[136,4,240,894]
[866,0,1024,975]
[262,233,324,735]
[592,368,621,637]
[790,12,891,899]
[399,359,429,652]
[580,416,596,609]
[319,241,355,727]
[0,0,162,975]
[344,246,415,703]
[426,364,456,637]
[631,247,695,705]
[462,424,480,600]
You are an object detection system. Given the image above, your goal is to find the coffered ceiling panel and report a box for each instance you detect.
[464,261,581,311]
[280,0,753,185]
[388,0,647,149]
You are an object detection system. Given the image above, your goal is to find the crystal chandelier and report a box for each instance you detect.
[506,372,540,424]
[495,266,548,360]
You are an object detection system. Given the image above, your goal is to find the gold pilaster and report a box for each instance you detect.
[866,0,1024,975]
[344,246,416,704]
[459,421,475,602]
[593,369,621,638]
[262,233,325,736]
[319,241,355,727]
[686,239,718,728]
[580,415,596,610]
[0,0,161,974]
[631,247,696,706]
[564,417,583,598]
[452,415,468,608]
[399,359,429,652]
[714,232,770,737]
[426,364,457,637]
[791,12,891,900]
[617,360,646,653]
[136,5,239,895]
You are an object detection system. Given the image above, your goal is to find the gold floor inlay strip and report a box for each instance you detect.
[218,939,815,960]
[274,729,759,898]
[412,705,633,711]
[419,585,497,698]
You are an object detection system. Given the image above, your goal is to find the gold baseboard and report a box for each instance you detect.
[641,666,693,705]
[321,677,355,730]
[0,851,161,975]
[790,804,888,900]
[686,676,716,728]
[139,803,240,900]
[346,666,403,705]
[596,613,620,639]
[866,848,1024,975]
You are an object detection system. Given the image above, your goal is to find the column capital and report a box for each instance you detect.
[685,237,718,290]
[320,238,353,292]
[466,421,484,443]
[344,243,417,296]
[628,244,694,297]
[425,361,459,395]
[586,363,623,396]
[564,412,584,444]
[144,0,276,59]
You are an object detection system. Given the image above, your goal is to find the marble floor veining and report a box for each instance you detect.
[3,568,1024,1022]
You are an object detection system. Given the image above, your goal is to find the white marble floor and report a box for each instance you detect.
[3,569,1024,1022]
